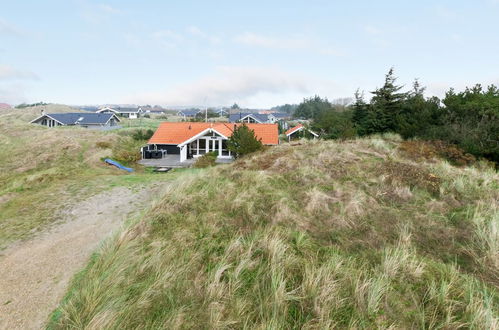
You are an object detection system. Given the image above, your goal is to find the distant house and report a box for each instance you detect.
[267,113,291,130]
[268,112,291,121]
[30,112,121,129]
[215,108,228,116]
[0,103,12,110]
[96,106,143,119]
[177,109,201,119]
[285,124,318,141]
[144,109,165,114]
[143,122,279,162]
[229,112,270,124]
[229,112,290,130]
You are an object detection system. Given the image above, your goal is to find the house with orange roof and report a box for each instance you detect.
[285,124,318,141]
[142,122,279,163]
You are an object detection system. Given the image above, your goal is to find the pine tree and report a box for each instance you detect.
[227,125,263,158]
[396,79,440,138]
[352,89,368,135]
[367,67,407,133]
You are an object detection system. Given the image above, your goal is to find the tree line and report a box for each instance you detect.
[292,68,499,164]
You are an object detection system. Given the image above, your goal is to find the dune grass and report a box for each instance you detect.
[0,106,181,249]
[49,136,499,328]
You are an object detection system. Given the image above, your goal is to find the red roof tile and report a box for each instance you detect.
[285,124,303,136]
[148,122,279,145]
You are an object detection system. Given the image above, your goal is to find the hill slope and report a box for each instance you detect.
[0,105,169,248]
[50,136,498,328]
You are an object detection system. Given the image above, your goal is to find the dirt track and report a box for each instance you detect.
[0,185,159,329]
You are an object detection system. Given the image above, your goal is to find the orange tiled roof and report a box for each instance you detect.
[285,124,303,136]
[148,122,279,145]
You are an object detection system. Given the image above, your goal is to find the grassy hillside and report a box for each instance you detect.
[50,135,499,328]
[0,106,182,248]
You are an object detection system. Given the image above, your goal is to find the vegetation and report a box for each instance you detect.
[293,95,333,121]
[295,69,499,165]
[227,125,264,158]
[15,102,49,109]
[0,105,172,248]
[50,136,498,328]
[271,103,298,114]
[131,129,154,141]
[193,151,218,168]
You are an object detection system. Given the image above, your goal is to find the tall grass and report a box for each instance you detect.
[0,107,174,248]
[50,136,499,328]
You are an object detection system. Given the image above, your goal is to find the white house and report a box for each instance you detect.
[97,106,143,119]
[30,112,120,129]
[285,124,318,141]
[143,122,279,163]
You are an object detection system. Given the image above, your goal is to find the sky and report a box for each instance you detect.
[1,0,499,108]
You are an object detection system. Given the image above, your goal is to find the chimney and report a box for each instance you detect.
[41,108,45,116]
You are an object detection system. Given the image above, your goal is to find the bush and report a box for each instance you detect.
[400,140,476,166]
[227,125,263,158]
[95,141,112,149]
[131,129,154,141]
[313,109,356,139]
[112,138,143,164]
[193,151,218,168]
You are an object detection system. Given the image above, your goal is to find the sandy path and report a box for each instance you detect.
[0,185,161,329]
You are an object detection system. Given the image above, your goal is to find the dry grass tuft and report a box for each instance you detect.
[380,161,441,195]
[399,140,477,166]
[49,135,499,329]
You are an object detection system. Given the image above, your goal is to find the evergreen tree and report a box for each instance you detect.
[395,79,441,139]
[366,68,407,133]
[293,95,332,120]
[227,125,263,158]
[352,89,368,135]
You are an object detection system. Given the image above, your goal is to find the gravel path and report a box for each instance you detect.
[0,185,161,329]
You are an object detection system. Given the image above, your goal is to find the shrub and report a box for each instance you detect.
[95,141,112,149]
[193,151,218,168]
[227,125,263,158]
[399,140,476,166]
[131,129,154,141]
[112,138,142,164]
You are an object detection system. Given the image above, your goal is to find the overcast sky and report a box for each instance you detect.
[1,0,499,107]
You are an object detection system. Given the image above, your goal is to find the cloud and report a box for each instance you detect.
[364,25,381,35]
[151,29,184,48]
[362,25,390,48]
[80,2,122,23]
[124,66,310,107]
[434,5,458,19]
[187,25,221,44]
[0,84,30,104]
[0,19,25,37]
[234,32,310,50]
[153,30,183,41]
[148,27,221,50]
[234,32,344,56]
[451,33,462,43]
[97,4,122,14]
[0,66,39,81]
